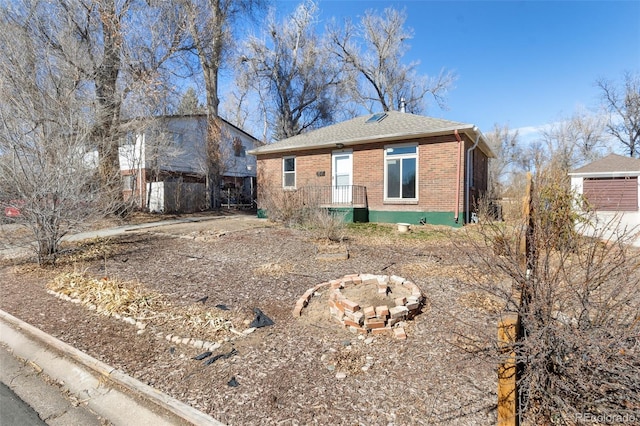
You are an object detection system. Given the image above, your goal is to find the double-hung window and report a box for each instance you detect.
[385,144,417,201]
[283,156,296,189]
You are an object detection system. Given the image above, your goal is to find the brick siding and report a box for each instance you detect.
[256,133,488,216]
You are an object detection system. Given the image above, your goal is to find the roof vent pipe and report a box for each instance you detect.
[399,98,406,113]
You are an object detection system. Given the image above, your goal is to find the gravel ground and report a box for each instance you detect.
[0,216,499,425]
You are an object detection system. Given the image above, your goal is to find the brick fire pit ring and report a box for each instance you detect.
[293,274,424,340]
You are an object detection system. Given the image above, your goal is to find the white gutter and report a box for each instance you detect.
[465,127,481,224]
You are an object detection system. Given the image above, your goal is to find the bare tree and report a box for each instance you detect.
[21,0,191,213]
[597,72,640,157]
[239,1,347,140]
[179,0,264,208]
[540,111,607,173]
[328,6,455,114]
[486,124,522,199]
[0,4,119,264]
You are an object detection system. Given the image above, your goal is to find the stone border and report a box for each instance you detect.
[293,274,424,340]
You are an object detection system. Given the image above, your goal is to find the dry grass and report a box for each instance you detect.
[253,262,294,278]
[458,291,504,313]
[46,272,235,334]
[61,237,120,263]
[400,262,494,284]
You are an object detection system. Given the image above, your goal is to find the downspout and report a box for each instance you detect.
[466,127,481,224]
[454,130,463,223]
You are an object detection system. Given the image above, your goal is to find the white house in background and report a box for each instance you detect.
[119,115,260,213]
[569,153,640,247]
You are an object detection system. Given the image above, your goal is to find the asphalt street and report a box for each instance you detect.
[0,381,47,425]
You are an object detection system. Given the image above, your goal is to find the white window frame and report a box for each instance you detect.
[384,143,418,202]
[283,156,296,189]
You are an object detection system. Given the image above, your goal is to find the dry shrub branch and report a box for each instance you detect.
[456,170,640,425]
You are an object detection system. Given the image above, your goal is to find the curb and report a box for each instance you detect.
[0,309,224,426]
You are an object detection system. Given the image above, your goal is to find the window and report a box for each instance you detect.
[283,156,296,188]
[385,145,417,200]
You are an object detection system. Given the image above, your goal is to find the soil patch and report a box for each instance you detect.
[341,280,413,308]
[0,219,497,425]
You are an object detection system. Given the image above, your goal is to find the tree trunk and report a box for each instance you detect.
[94,1,125,213]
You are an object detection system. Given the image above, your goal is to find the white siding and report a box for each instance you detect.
[572,175,640,247]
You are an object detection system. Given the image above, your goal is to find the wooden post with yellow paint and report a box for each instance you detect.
[497,314,519,426]
[497,172,534,425]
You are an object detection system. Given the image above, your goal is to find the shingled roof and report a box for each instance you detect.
[570,153,640,175]
[248,111,494,157]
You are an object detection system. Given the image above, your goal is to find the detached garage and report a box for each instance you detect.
[569,153,640,246]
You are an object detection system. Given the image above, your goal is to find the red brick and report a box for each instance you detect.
[364,318,386,329]
[363,306,376,319]
[314,281,331,291]
[349,325,368,335]
[351,277,362,285]
[394,297,407,307]
[377,284,388,294]
[334,300,345,314]
[353,311,364,325]
[371,327,391,335]
[393,327,407,340]
[389,306,408,319]
[342,299,360,312]
[375,305,389,318]
[344,319,361,328]
[293,303,304,316]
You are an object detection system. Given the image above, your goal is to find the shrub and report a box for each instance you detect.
[457,174,640,424]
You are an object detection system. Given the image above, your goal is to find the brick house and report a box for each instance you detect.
[248,111,494,226]
[569,153,640,246]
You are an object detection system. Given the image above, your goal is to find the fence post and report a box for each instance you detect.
[497,172,533,425]
[497,314,519,426]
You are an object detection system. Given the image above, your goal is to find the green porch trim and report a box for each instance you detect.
[327,207,368,223]
[367,210,463,227]
[257,207,464,227]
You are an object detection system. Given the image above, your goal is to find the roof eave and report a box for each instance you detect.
[569,171,640,177]
[248,125,490,156]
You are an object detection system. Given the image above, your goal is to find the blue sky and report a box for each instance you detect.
[273,0,640,139]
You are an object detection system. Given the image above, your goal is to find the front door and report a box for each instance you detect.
[332,151,352,204]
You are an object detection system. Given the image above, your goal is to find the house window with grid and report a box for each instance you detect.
[283,156,296,188]
[384,144,417,200]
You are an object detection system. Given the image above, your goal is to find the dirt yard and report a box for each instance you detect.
[0,214,499,425]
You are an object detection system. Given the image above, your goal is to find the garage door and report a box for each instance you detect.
[583,177,638,211]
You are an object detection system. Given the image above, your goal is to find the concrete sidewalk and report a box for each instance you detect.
[0,213,263,260]
[0,310,223,425]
